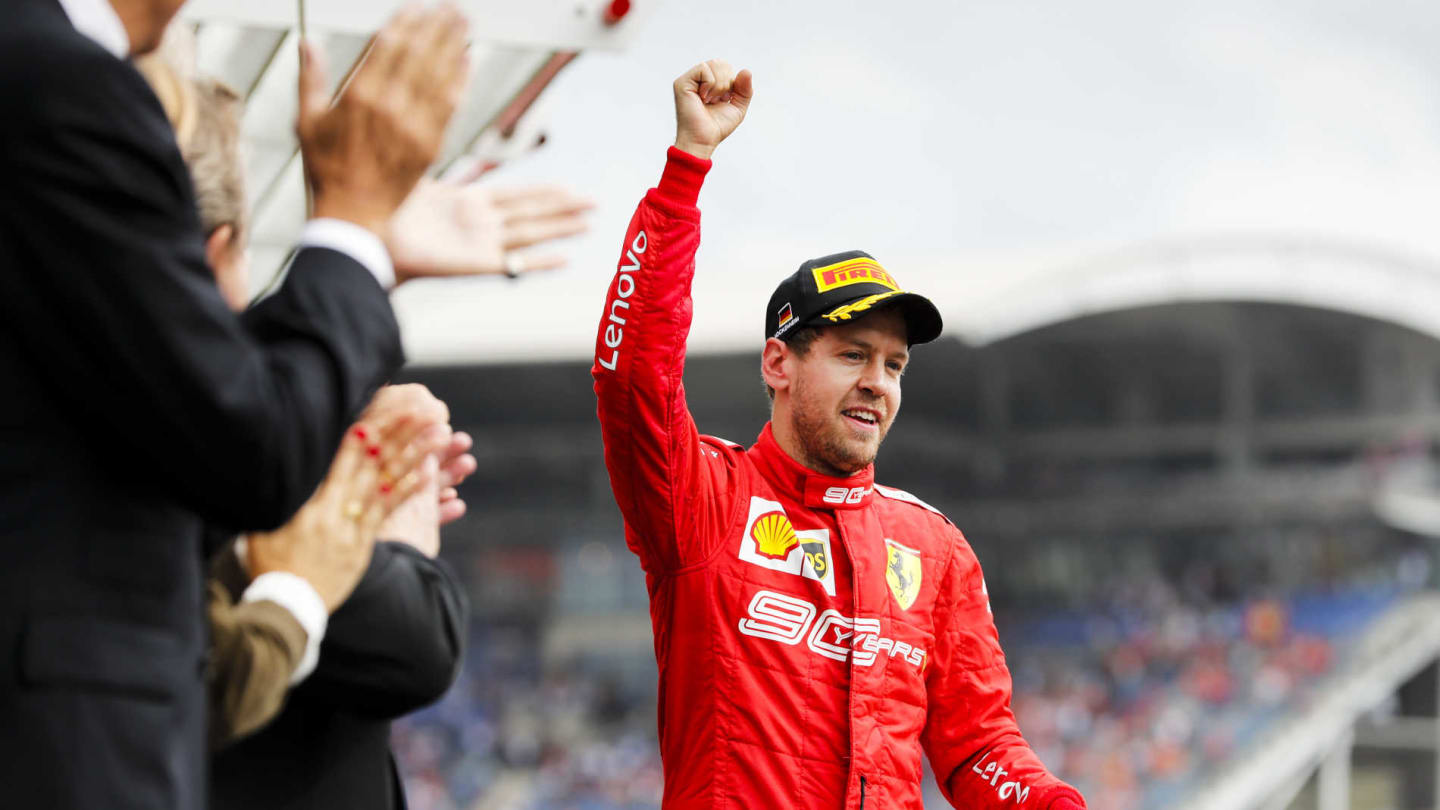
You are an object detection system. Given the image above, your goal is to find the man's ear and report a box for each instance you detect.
[760,337,792,394]
[205,224,252,312]
[203,224,234,281]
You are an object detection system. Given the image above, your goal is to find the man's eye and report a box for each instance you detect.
[843,351,864,361]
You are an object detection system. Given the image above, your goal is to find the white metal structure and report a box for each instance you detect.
[177,0,658,297]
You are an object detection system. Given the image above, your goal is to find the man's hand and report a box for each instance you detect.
[246,411,448,611]
[296,4,470,238]
[673,59,753,160]
[387,180,593,283]
[375,456,443,556]
[437,430,476,525]
[362,383,450,427]
[364,384,475,553]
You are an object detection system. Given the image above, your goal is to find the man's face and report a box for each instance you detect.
[784,308,909,476]
[123,0,189,55]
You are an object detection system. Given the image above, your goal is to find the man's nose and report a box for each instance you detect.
[857,360,888,396]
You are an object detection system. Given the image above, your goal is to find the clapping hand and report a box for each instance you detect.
[246,408,449,611]
[296,3,470,239]
[387,179,593,282]
[436,429,476,525]
[364,385,476,556]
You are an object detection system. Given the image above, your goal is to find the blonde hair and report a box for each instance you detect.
[135,29,249,240]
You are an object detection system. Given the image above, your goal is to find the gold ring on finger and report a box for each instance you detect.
[343,500,364,520]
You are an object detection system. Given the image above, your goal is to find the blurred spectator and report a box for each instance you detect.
[211,386,472,810]
[0,3,470,808]
[209,409,445,747]
[137,37,470,755]
[132,19,592,808]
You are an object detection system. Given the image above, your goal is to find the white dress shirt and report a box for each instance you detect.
[57,0,127,59]
[235,535,330,685]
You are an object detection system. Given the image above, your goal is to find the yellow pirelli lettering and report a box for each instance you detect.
[811,258,900,293]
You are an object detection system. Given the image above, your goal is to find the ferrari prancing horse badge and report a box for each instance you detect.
[885,539,921,610]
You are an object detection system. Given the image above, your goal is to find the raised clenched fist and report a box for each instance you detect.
[672,59,753,160]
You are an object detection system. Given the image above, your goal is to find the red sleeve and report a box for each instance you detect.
[591,148,745,575]
[922,530,1086,809]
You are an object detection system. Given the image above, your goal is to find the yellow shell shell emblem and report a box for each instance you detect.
[751,511,799,560]
[885,540,922,611]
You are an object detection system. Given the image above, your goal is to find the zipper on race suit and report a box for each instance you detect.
[859,775,866,809]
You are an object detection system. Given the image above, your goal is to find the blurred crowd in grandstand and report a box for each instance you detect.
[392,515,1432,810]
[1003,530,1429,810]
[377,303,1440,809]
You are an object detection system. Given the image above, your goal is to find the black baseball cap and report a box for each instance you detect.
[764,250,943,346]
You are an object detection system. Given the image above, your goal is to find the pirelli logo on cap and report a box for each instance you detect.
[811,257,900,293]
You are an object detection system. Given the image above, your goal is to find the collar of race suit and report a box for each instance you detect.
[751,422,876,511]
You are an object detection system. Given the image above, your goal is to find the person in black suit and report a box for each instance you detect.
[0,1,473,808]
[210,543,467,810]
[209,399,451,749]
[210,408,470,809]
[125,33,576,805]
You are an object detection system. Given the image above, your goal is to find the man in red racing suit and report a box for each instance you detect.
[592,60,1085,810]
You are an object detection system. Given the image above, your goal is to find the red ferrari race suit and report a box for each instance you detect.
[592,147,1085,810]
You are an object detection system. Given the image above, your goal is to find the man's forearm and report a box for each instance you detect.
[591,148,714,573]
[299,543,468,717]
[207,583,308,748]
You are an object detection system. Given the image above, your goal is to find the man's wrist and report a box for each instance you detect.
[673,139,715,161]
[311,193,394,240]
[656,146,713,208]
[299,218,397,290]
[241,571,329,684]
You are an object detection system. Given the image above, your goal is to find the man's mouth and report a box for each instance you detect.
[841,407,882,430]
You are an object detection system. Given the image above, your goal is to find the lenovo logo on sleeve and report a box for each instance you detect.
[970,751,1032,804]
[596,230,648,372]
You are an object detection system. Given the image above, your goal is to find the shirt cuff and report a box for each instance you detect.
[299,218,396,290]
[656,146,713,207]
[241,571,329,685]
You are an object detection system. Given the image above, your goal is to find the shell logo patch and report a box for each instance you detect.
[751,512,798,559]
[885,539,922,611]
[737,497,836,596]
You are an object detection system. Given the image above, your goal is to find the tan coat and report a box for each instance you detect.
[206,553,307,749]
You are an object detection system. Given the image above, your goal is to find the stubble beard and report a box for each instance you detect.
[789,377,886,477]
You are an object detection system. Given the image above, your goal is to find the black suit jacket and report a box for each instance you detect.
[0,2,404,808]
[211,542,468,810]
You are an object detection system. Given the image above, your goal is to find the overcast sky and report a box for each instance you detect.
[391,0,1440,363]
